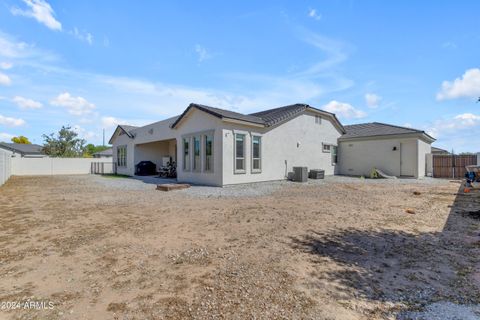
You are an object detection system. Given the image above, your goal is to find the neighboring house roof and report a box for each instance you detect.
[93,148,112,157]
[432,146,449,154]
[170,103,345,133]
[341,122,435,142]
[0,142,45,155]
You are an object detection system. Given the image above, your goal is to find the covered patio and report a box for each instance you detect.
[134,138,177,175]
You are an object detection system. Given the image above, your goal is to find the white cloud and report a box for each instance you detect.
[322,100,367,119]
[454,113,480,125]
[296,29,349,76]
[427,113,480,138]
[365,93,381,108]
[426,113,480,152]
[50,92,95,116]
[0,34,28,59]
[195,44,212,62]
[437,68,480,100]
[71,28,93,45]
[308,8,322,20]
[72,125,97,141]
[11,0,62,31]
[0,62,13,70]
[101,116,131,129]
[0,32,58,66]
[12,96,43,109]
[0,72,11,86]
[442,41,457,49]
[0,114,26,127]
[0,132,15,142]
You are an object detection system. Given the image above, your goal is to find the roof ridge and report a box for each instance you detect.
[249,103,307,116]
[192,103,263,119]
[372,121,423,133]
[344,122,375,127]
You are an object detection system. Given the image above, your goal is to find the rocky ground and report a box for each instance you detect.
[0,175,479,320]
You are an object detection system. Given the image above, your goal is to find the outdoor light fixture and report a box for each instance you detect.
[393,146,397,151]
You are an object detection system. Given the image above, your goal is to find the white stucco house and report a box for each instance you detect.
[338,122,435,178]
[109,103,435,186]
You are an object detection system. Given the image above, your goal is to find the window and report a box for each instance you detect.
[234,133,245,173]
[193,136,200,171]
[322,143,331,153]
[117,146,127,167]
[204,134,213,172]
[252,135,261,172]
[315,115,322,124]
[183,138,190,171]
[332,146,338,164]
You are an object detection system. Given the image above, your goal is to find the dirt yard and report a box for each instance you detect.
[0,175,479,320]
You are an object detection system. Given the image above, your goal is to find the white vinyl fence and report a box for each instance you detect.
[11,158,114,176]
[0,149,12,186]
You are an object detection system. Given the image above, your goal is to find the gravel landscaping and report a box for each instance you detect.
[92,174,452,198]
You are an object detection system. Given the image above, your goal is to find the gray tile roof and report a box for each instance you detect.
[0,142,45,155]
[249,104,308,126]
[118,125,138,137]
[171,103,344,132]
[93,147,113,156]
[341,122,434,140]
[432,146,449,153]
[171,103,264,128]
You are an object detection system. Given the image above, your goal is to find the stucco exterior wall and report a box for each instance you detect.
[0,149,12,186]
[417,139,432,178]
[112,132,136,176]
[339,137,414,177]
[172,108,224,186]
[221,111,342,185]
[11,158,112,175]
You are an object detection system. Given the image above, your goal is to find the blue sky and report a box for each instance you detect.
[0,1,479,151]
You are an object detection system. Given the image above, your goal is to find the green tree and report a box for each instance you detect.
[83,143,110,157]
[42,126,86,157]
[11,136,31,144]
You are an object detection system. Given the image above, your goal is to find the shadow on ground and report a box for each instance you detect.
[290,183,480,317]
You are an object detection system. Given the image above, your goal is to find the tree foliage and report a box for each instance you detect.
[42,126,86,157]
[83,144,110,158]
[11,136,31,144]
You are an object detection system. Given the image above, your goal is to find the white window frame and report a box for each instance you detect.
[251,135,262,173]
[315,115,322,124]
[322,143,331,153]
[234,133,246,174]
[182,130,215,174]
[182,137,190,171]
[117,145,127,167]
[331,145,338,165]
[203,133,214,173]
[192,135,201,172]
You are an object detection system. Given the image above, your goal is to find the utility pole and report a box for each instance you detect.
[103,129,105,147]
